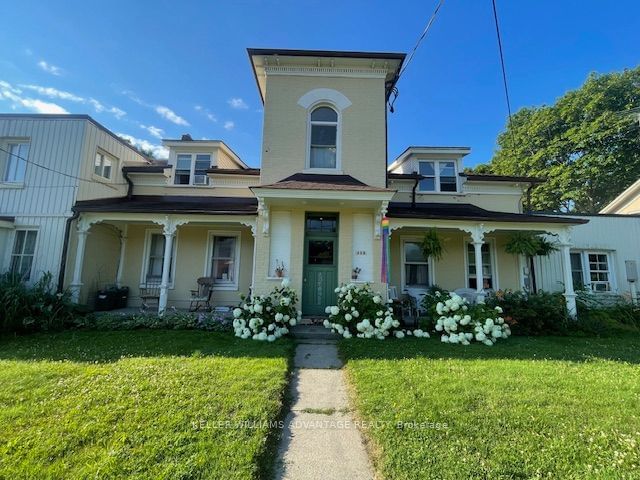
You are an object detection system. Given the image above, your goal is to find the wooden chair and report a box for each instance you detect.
[190,277,215,312]
[139,281,161,311]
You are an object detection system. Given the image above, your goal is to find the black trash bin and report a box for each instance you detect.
[116,286,129,309]
[95,287,118,311]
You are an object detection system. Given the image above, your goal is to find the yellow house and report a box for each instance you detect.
[64,48,586,315]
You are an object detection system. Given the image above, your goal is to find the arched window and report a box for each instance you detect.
[309,106,338,169]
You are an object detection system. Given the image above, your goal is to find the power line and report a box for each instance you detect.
[491,0,517,151]
[0,145,126,190]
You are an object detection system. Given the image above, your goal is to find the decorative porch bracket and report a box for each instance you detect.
[374,201,389,239]
[152,216,189,315]
[258,199,269,237]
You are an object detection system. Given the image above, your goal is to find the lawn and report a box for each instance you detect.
[341,335,640,480]
[0,330,293,480]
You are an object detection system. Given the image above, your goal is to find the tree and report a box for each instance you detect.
[475,67,640,212]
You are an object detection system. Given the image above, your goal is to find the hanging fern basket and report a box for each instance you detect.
[421,228,445,261]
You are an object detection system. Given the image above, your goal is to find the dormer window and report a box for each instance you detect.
[418,160,458,192]
[174,153,212,185]
[309,106,338,169]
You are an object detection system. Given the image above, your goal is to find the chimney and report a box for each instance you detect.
[181,134,193,141]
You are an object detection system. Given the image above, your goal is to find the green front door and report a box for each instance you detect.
[302,214,338,316]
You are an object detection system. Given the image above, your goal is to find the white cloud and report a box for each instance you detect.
[223,120,235,131]
[227,97,248,110]
[155,105,189,126]
[37,60,63,76]
[117,133,169,160]
[18,83,126,119]
[195,104,217,122]
[140,124,164,139]
[0,81,68,114]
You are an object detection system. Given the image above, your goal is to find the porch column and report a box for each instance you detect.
[559,230,577,318]
[158,230,175,315]
[473,239,485,303]
[115,225,128,288]
[69,219,91,303]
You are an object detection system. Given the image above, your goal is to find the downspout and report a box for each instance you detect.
[57,209,80,293]
[411,175,420,209]
[122,168,134,199]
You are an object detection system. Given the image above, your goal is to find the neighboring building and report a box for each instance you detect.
[0,114,149,290]
[45,49,588,314]
[599,178,640,215]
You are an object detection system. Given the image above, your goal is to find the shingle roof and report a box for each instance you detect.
[73,196,257,215]
[255,173,392,192]
[387,202,588,224]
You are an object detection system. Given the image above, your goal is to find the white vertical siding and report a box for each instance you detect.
[537,215,640,297]
[352,213,373,282]
[269,211,292,277]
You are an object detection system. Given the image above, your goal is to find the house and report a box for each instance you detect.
[534,179,640,302]
[0,114,149,291]
[53,49,587,315]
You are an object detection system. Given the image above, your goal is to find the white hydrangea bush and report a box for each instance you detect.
[232,279,301,341]
[322,283,429,340]
[432,291,511,345]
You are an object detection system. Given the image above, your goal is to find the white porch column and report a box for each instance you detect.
[70,218,92,303]
[158,230,175,315]
[473,239,485,303]
[558,229,577,318]
[115,225,128,288]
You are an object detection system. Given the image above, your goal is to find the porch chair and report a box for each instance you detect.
[189,277,215,312]
[139,281,161,312]
[399,293,419,327]
[454,288,478,305]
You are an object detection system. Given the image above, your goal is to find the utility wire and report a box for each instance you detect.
[0,145,126,190]
[491,0,517,151]
[397,0,446,80]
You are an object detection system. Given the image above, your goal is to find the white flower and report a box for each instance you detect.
[343,330,352,339]
[441,335,450,343]
[352,310,359,318]
[233,308,242,318]
[373,295,382,304]
[268,324,275,331]
[330,306,340,316]
[346,294,353,302]
[345,313,352,321]
[483,339,494,346]
[281,278,291,288]
[275,313,284,322]
[289,319,297,326]
[394,331,405,339]
[323,319,331,328]
[325,306,332,314]
[253,303,263,314]
[267,334,276,342]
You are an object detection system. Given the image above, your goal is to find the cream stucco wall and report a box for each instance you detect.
[260,75,387,187]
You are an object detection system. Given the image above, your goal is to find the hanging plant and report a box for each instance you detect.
[505,232,558,257]
[421,228,445,261]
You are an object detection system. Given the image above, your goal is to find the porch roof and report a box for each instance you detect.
[387,202,588,225]
[254,173,392,192]
[73,195,258,215]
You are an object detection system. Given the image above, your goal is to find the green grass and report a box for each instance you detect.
[341,335,640,480]
[0,330,294,480]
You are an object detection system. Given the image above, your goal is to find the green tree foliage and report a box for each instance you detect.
[475,68,640,212]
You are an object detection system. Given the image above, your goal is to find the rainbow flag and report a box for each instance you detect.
[381,216,390,283]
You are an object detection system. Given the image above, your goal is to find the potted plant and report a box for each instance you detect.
[505,232,558,293]
[421,228,445,261]
[274,260,286,278]
[351,267,362,281]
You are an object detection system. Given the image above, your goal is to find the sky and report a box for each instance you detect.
[0,0,638,168]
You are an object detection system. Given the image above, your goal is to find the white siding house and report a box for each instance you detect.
[0,114,148,289]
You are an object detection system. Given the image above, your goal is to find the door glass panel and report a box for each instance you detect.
[308,240,334,265]
[306,215,337,233]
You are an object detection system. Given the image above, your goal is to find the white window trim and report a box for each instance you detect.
[8,227,38,282]
[463,238,499,290]
[571,250,616,293]
[400,236,434,290]
[204,230,241,291]
[416,159,460,193]
[93,149,117,181]
[305,103,342,172]
[140,229,178,289]
[173,152,212,186]
[2,140,30,185]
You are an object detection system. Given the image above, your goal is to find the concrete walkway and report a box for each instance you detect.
[274,337,374,480]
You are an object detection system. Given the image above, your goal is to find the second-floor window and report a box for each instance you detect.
[309,106,338,169]
[418,160,457,192]
[174,153,211,185]
[94,151,113,179]
[4,142,29,183]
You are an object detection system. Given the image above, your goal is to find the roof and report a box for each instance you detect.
[387,202,588,224]
[207,168,261,176]
[122,165,171,174]
[247,48,405,103]
[160,139,248,169]
[461,174,545,184]
[73,196,257,215]
[388,146,471,172]
[254,173,392,192]
[387,173,425,180]
[600,178,640,213]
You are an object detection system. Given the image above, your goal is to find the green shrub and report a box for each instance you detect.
[485,290,569,335]
[79,310,233,332]
[0,272,87,334]
[575,293,640,335]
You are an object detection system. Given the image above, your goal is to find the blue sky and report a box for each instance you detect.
[0,0,638,168]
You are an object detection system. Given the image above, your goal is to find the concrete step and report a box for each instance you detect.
[291,324,338,341]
